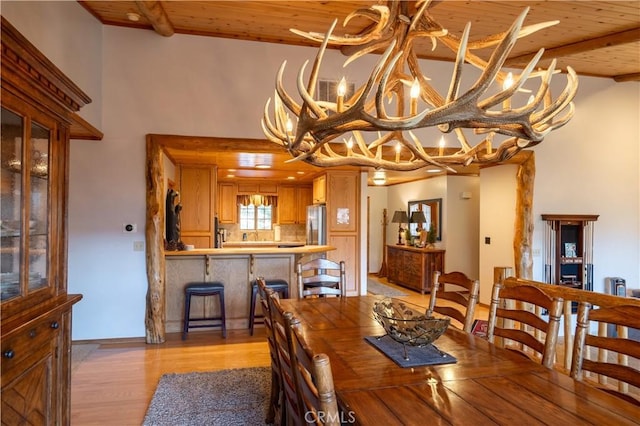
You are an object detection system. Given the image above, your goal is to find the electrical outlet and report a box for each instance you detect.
[533,248,541,257]
[133,241,144,251]
[123,223,137,233]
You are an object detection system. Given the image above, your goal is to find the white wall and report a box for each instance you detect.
[1,1,103,129]
[4,2,639,339]
[478,166,518,305]
[445,176,480,276]
[367,186,388,274]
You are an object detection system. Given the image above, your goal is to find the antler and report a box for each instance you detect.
[262,0,578,170]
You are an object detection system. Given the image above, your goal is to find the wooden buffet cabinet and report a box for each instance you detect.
[1,18,93,425]
[387,245,445,294]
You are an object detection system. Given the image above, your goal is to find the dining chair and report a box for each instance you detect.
[268,290,302,425]
[296,257,346,298]
[487,279,564,368]
[256,277,285,425]
[570,296,640,405]
[429,271,480,332]
[286,314,341,426]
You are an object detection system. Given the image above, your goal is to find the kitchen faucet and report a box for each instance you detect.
[250,231,259,241]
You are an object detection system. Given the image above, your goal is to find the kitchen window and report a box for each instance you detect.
[239,204,273,230]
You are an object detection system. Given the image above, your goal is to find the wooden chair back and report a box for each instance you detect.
[501,276,640,374]
[268,291,301,423]
[571,295,640,404]
[287,315,340,425]
[429,271,480,332]
[296,258,346,298]
[257,277,284,424]
[487,279,564,368]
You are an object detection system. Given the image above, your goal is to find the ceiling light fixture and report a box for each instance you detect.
[372,169,387,185]
[126,12,140,22]
[262,0,577,172]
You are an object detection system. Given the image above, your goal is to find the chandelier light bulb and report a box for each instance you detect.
[503,72,514,90]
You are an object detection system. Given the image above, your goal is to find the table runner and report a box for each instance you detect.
[365,335,457,368]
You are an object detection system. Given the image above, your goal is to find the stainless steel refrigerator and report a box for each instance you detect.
[306,204,326,245]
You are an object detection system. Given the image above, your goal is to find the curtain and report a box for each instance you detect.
[237,194,277,207]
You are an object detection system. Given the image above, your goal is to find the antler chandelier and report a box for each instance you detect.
[262,0,578,171]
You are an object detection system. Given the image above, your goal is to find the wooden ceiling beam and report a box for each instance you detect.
[614,72,640,83]
[135,1,174,37]
[505,27,640,68]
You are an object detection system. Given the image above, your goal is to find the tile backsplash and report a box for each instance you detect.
[219,223,305,243]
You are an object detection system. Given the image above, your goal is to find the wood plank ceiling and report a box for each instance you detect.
[79,1,640,184]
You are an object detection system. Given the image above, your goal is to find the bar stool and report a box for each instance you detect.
[249,278,289,335]
[182,282,226,339]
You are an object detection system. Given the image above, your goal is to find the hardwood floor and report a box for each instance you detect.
[70,276,489,425]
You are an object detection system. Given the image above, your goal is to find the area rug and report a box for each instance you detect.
[367,277,407,297]
[143,367,271,426]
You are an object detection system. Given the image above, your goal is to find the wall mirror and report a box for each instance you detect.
[408,198,442,241]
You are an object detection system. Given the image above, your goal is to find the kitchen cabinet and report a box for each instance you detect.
[324,170,360,295]
[313,174,326,204]
[542,214,598,311]
[1,17,87,425]
[277,185,312,224]
[387,245,445,294]
[237,182,277,195]
[179,166,216,247]
[217,182,237,225]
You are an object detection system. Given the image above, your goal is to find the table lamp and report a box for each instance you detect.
[391,210,408,244]
[411,211,427,246]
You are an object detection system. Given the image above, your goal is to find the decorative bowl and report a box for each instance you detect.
[373,298,449,346]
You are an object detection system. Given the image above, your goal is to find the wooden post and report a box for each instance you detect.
[514,152,535,279]
[145,136,166,343]
[378,208,388,277]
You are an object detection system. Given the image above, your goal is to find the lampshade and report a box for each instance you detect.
[411,211,427,224]
[391,210,408,224]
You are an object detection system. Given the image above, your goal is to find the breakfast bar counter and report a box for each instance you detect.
[164,245,334,333]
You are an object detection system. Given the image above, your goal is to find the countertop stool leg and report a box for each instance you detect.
[182,282,226,340]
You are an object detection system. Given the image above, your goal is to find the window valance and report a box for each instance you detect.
[237,194,277,207]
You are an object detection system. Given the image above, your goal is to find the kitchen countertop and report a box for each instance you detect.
[165,244,334,256]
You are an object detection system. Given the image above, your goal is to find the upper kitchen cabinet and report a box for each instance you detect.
[1,17,94,425]
[179,165,217,247]
[313,174,326,204]
[237,182,277,195]
[217,182,237,224]
[278,185,312,224]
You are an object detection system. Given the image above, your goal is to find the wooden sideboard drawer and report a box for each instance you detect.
[1,311,62,384]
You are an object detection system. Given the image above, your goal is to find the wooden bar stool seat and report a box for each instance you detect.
[249,278,289,335]
[182,282,226,339]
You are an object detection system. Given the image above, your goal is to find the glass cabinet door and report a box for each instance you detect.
[1,106,50,301]
[28,120,49,293]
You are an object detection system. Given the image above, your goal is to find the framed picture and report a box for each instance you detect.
[408,198,442,241]
[564,242,577,258]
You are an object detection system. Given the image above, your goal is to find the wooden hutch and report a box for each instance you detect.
[542,214,598,311]
[1,17,100,424]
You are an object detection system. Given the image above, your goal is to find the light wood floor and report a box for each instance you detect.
[70,276,489,425]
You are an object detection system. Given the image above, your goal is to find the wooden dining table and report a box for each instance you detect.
[280,295,640,425]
